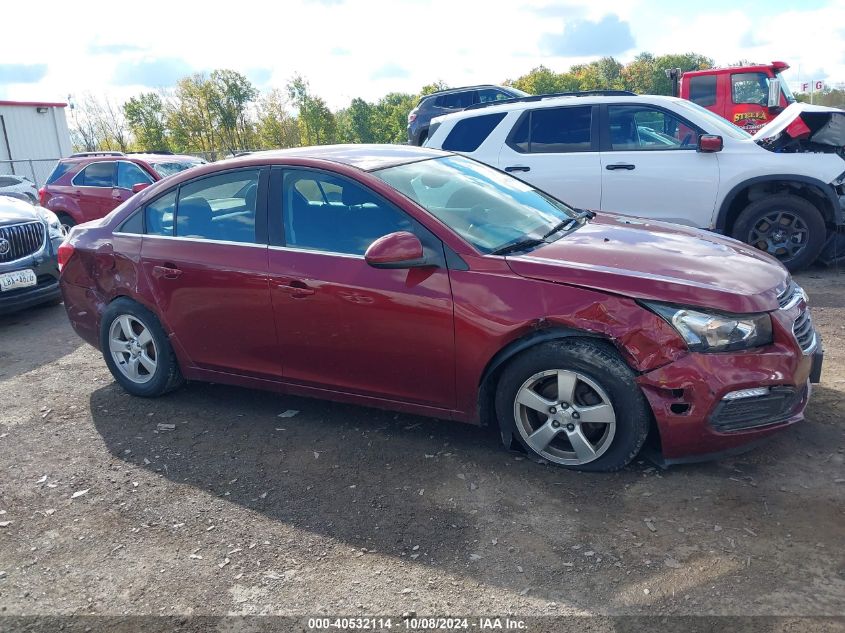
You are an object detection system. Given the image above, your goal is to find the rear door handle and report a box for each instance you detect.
[277,280,315,298]
[505,165,531,173]
[152,264,182,280]
[605,163,635,171]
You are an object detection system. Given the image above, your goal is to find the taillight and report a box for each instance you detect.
[57,243,75,272]
[408,111,417,123]
[38,187,47,206]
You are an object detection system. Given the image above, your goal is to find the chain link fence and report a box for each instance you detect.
[0,158,60,189]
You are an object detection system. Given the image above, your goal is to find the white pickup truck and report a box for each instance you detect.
[426,95,845,271]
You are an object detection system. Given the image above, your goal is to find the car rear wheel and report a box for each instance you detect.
[99,298,184,397]
[732,194,827,272]
[495,339,651,472]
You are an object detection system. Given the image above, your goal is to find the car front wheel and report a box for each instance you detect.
[732,194,827,272]
[99,298,184,397]
[495,339,651,472]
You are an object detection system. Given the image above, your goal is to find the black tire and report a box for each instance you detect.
[99,298,184,397]
[731,194,827,272]
[417,130,428,146]
[494,339,651,472]
[57,213,76,232]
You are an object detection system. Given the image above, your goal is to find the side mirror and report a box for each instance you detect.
[697,134,723,153]
[767,79,781,108]
[131,182,150,194]
[365,231,431,269]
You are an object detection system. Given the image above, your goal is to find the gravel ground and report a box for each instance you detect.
[0,268,843,626]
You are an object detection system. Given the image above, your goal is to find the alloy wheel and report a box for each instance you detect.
[748,211,808,262]
[512,369,616,465]
[108,315,158,384]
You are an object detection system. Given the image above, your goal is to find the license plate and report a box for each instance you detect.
[0,269,37,292]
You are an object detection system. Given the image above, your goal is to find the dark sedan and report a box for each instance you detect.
[0,195,65,314]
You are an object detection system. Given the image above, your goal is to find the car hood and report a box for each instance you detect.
[505,214,789,313]
[753,103,845,153]
[0,196,40,226]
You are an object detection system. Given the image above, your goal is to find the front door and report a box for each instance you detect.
[140,167,280,379]
[267,167,456,409]
[599,104,720,228]
[71,161,119,222]
[497,104,602,210]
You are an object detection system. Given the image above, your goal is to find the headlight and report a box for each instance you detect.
[36,207,65,239]
[644,302,773,352]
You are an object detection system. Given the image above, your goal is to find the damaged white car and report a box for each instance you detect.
[425,96,845,271]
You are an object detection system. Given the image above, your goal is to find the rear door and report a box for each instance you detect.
[266,167,456,408]
[70,161,118,221]
[140,167,281,379]
[599,104,720,228]
[496,104,603,210]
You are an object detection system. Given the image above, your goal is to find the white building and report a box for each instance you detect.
[0,101,72,186]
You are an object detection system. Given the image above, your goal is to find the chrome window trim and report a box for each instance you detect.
[128,233,266,249]
[268,244,365,260]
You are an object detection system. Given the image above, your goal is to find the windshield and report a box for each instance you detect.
[373,156,577,254]
[150,159,205,178]
[672,99,752,140]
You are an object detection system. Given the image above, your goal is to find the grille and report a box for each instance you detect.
[710,386,805,432]
[777,281,799,308]
[0,222,45,263]
[792,309,816,353]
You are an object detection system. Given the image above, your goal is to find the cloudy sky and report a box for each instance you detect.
[0,0,843,109]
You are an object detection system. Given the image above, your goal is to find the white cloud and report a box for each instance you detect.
[0,0,841,107]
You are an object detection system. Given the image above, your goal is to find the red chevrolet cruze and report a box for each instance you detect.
[58,145,822,471]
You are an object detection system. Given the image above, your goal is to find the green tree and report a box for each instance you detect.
[124,92,169,151]
[166,74,219,155]
[256,89,300,149]
[209,69,259,153]
[420,80,449,96]
[371,92,417,143]
[286,74,337,145]
[337,98,376,143]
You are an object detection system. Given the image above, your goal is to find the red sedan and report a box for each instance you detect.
[58,145,822,471]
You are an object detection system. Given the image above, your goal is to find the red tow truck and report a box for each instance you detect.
[667,61,797,133]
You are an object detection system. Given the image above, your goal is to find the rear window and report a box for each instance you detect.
[46,162,74,185]
[442,113,506,152]
[73,162,115,187]
[510,106,593,153]
[689,75,717,107]
[434,92,474,109]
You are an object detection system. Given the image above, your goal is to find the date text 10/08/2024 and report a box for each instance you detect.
[307,617,528,630]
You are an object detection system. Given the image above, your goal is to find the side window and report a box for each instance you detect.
[477,89,510,103]
[76,162,115,187]
[436,91,474,109]
[176,170,259,243]
[442,113,506,152]
[608,106,698,151]
[282,170,413,256]
[509,114,530,152]
[689,75,717,107]
[732,72,768,105]
[117,162,154,189]
[144,190,177,236]
[528,106,592,153]
[46,162,73,185]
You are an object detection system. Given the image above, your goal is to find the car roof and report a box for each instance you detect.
[60,153,199,164]
[243,144,451,171]
[435,93,688,120]
[423,85,508,98]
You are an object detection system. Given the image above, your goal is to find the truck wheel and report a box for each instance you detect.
[57,213,76,233]
[732,194,827,272]
[494,339,651,472]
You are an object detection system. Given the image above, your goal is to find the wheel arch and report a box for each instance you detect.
[715,175,841,235]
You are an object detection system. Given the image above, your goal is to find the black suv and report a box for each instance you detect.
[0,195,65,314]
[407,85,529,146]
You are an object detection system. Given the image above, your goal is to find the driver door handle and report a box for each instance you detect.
[277,280,315,298]
[505,165,531,173]
[152,264,182,280]
[606,163,635,170]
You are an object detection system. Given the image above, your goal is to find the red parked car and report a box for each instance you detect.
[58,145,822,471]
[40,151,205,231]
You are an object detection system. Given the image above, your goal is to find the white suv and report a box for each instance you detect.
[425,94,845,271]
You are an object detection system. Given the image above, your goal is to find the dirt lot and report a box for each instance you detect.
[0,268,843,626]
